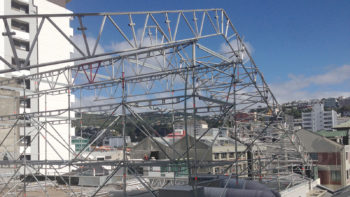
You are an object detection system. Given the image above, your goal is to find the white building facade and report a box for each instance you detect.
[0,0,75,173]
[302,103,338,132]
[174,119,209,137]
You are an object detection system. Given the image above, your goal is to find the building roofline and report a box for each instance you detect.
[47,0,72,8]
[296,128,344,148]
[334,120,350,129]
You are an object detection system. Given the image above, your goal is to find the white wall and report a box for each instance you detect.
[30,0,75,174]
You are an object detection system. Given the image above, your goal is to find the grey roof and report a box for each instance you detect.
[331,184,350,197]
[154,137,180,146]
[295,129,343,152]
[199,136,246,147]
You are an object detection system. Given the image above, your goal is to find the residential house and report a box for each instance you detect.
[296,129,350,190]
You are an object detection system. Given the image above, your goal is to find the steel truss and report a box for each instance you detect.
[0,9,311,196]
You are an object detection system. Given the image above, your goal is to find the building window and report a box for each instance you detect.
[238,165,242,172]
[221,153,227,160]
[12,57,30,70]
[331,171,341,183]
[214,167,219,174]
[25,79,30,89]
[11,19,29,32]
[20,135,31,146]
[160,166,169,173]
[20,98,30,108]
[214,153,219,160]
[105,156,112,160]
[15,78,31,89]
[20,155,31,160]
[11,0,29,14]
[221,168,226,174]
[13,38,29,51]
[309,153,318,161]
[229,152,234,158]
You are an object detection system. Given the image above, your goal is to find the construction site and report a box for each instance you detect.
[0,1,325,197]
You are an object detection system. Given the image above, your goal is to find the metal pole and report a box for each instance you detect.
[68,87,72,189]
[278,156,280,192]
[192,42,198,196]
[183,62,192,185]
[291,163,294,186]
[234,64,238,185]
[23,79,26,197]
[45,93,47,188]
[259,156,262,183]
[171,89,176,184]
[80,89,82,138]
[122,60,127,197]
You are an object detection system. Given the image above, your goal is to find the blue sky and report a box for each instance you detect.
[67,0,350,103]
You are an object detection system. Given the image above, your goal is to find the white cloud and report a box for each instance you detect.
[307,65,350,85]
[270,65,350,103]
[219,39,254,62]
[71,34,105,58]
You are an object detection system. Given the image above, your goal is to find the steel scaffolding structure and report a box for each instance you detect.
[0,9,311,196]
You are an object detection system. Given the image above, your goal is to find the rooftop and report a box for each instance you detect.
[334,120,350,129]
[317,130,348,137]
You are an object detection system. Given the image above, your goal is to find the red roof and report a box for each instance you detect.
[166,130,186,138]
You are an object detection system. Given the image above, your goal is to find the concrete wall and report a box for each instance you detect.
[0,88,19,160]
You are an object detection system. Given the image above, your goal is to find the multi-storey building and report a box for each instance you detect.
[0,0,75,173]
[0,88,20,160]
[323,97,337,109]
[302,103,337,132]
